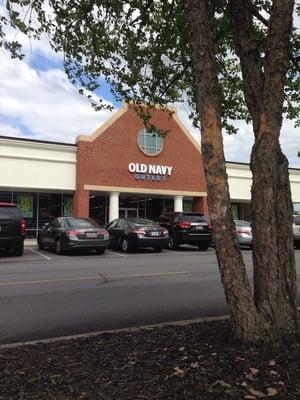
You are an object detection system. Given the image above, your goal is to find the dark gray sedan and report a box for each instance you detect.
[37,217,109,255]
[106,218,169,252]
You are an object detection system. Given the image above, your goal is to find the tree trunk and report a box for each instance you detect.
[184,0,263,341]
[230,0,299,336]
[251,117,299,334]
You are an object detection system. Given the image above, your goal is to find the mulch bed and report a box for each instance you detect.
[0,320,299,399]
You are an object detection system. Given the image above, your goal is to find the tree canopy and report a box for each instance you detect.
[1,0,299,132]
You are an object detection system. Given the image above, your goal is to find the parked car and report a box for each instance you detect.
[0,202,26,256]
[158,212,212,250]
[234,219,252,248]
[106,218,169,252]
[37,217,109,255]
[293,215,300,249]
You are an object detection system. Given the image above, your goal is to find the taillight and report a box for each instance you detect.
[98,229,109,239]
[133,228,146,235]
[66,229,82,239]
[20,219,26,235]
[237,228,251,235]
[178,221,191,229]
[163,229,169,237]
[66,230,77,236]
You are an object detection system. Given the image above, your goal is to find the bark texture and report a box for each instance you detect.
[230,0,299,335]
[184,0,263,341]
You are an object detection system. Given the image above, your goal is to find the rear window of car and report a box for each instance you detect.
[0,205,22,220]
[235,220,251,227]
[65,218,99,228]
[179,213,205,222]
[293,216,300,225]
[130,219,157,226]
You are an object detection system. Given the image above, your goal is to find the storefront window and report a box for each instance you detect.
[294,203,300,215]
[231,204,239,219]
[38,193,62,230]
[231,202,251,221]
[0,191,72,238]
[138,128,163,156]
[63,196,73,217]
[89,195,107,226]
[163,198,174,213]
[120,196,139,209]
[0,191,13,203]
[13,192,37,238]
[145,198,164,221]
[183,199,193,213]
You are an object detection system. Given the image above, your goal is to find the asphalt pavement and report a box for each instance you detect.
[0,245,299,345]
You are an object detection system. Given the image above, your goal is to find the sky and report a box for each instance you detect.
[0,5,299,167]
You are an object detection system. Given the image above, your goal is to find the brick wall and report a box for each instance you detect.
[74,105,207,217]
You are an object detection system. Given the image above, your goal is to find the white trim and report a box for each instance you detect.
[84,184,207,197]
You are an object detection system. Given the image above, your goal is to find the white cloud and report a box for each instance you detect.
[0,50,114,143]
[0,122,23,138]
[176,106,300,168]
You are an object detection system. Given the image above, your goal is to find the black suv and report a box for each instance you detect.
[0,203,26,256]
[158,212,212,250]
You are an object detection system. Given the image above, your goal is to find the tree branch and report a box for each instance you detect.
[229,0,264,131]
[251,2,300,74]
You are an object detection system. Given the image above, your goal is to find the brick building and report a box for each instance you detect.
[1,103,300,238]
[73,103,208,223]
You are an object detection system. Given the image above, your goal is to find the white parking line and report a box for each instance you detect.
[106,250,127,258]
[27,248,52,260]
[0,270,191,287]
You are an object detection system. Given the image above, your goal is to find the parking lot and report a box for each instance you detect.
[0,244,299,345]
[0,241,229,265]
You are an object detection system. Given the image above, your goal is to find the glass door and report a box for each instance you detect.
[119,208,138,218]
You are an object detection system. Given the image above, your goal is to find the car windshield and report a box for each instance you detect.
[129,219,157,226]
[65,218,99,228]
[234,220,251,227]
[180,214,205,222]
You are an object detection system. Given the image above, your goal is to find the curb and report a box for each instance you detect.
[24,241,37,248]
[0,315,229,349]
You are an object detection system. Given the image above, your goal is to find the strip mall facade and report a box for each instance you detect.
[1,103,300,238]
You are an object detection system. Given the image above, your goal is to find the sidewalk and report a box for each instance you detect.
[24,239,37,247]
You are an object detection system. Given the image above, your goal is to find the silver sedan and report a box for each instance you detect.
[234,220,252,248]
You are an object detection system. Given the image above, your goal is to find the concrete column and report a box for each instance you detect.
[109,192,119,222]
[174,195,183,212]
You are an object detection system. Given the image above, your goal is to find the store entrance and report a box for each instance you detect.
[119,208,139,219]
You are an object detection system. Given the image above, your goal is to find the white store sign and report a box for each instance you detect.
[128,163,173,182]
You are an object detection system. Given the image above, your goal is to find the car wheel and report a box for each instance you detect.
[153,246,162,252]
[168,235,178,250]
[121,237,132,252]
[295,241,300,249]
[13,244,24,257]
[96,248,105,255]
[55,239,64,255]
[198,243,209,251]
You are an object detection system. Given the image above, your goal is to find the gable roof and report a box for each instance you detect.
[76,102,201,153]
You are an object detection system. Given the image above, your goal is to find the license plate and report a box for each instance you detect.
[86,232,97,238]
[195,226,203,230]
[150,231,160,236]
